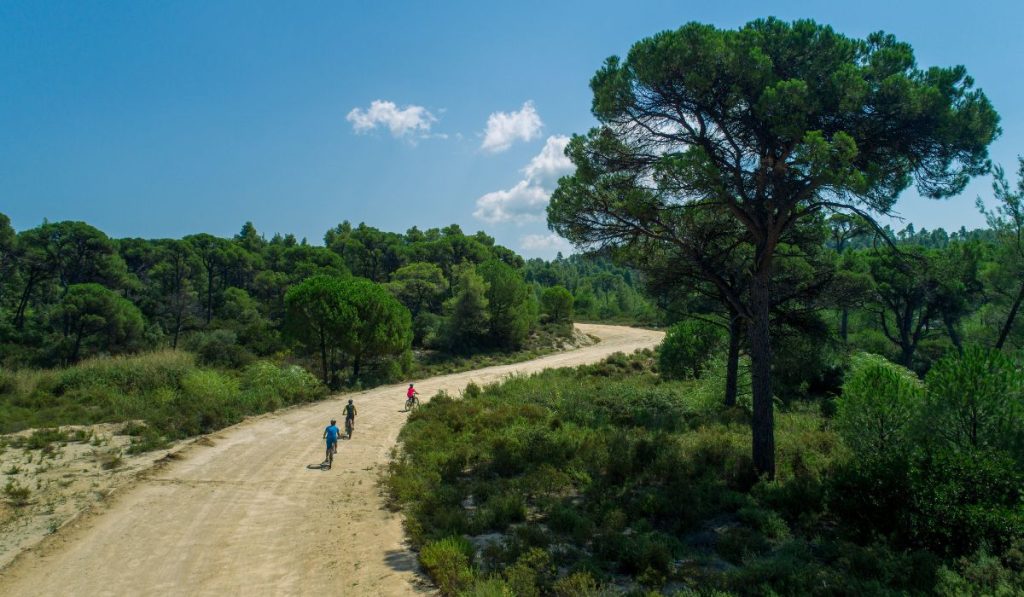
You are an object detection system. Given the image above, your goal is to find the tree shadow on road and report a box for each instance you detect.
[384,548,417,572]
[383,548,435,592]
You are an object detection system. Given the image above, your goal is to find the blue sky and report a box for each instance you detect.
[2,1,1022,258]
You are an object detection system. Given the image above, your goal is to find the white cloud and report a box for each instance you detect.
[473,135,576,225]
[473,180,549,224]
[346,100,436,138]
[481,101,543,152]
[520,233,573,253]
[522,135,573,186]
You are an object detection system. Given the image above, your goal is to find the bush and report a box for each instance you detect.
[463,381,482,399]
[737,506,791,541]
[835,353,924,458]
[184,329,253,368]
[935,550,1024,596]
[172,369,242,434]
[503,548,553,597]
[58,350,195,395]
[3,480,31,506]
[0,368,15,394]
[126,429,169,454]
[14,427,70,450]
[551,572,600,597]
[831,449,1024,557]
[716,527,771,565]
[658,319,722,380]
[419,536,475,595]
[240,361,325,410]
[771,325,844,400]
[463,577,514,596]
[473,493,526,532]
[924,347,1024,458]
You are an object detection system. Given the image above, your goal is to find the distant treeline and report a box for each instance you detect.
[0,215,653,381]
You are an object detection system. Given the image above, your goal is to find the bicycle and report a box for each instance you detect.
[344,417,354,439]
[324,441,336,468]
[405,392,420,412]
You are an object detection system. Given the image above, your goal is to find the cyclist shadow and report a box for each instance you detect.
[306,463,330,471]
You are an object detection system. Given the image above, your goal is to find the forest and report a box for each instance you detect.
[0,217,656,372]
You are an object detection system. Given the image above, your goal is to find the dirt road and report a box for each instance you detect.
[0,324,662,596]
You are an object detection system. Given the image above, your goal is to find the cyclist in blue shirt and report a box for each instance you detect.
[322,419,340,467]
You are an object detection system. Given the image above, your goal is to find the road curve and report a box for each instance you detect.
[0,324,663,596]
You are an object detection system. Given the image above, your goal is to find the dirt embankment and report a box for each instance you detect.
[0,323,663,596]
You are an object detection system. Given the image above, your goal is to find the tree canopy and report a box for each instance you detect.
[550,18,999,477]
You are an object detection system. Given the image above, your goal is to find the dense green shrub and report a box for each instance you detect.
[658,319,722,380]
[924,347,1024,458]
[934,550,1024,596]
[550,572,600,596]
[502,548,554,596]
[771,327,845,400]
[419,536,475,596]
[835,353,924,458]
[462,577,514,596]
[184,329,254,368]
[57,350,195,395]
[240,361,324,410]
[830,449,1024,557]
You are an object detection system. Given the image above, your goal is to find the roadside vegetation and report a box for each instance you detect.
[0,350,325,449]
[387,349,1024,595]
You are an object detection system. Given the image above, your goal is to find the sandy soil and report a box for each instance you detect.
[0,323,662,596]
[0,423,186,570]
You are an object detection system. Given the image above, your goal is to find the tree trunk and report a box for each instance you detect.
[945,317,964,354]
[206,268,214,324]
[899,343,915,368]
[172,305,182,349]
[898,312,915,367]
[839,308,849,342]
[748,268,776,479]
[70,324,84,364]
[724,315,741,408]
[995,282,1024,350]
[13,272,37,329]
[352,355,361,382]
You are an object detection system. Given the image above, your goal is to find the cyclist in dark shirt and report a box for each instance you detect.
[343,399,357,438]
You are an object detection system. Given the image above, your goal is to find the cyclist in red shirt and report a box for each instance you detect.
[405,383,419,411]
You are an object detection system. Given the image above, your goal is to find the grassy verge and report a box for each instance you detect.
[0,324,586,453]
[0,350,326,450]
[386,351,1022,596]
